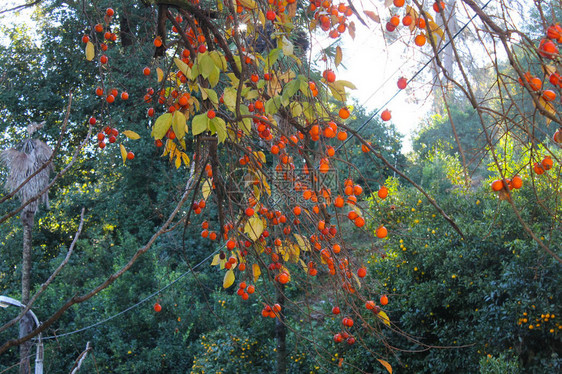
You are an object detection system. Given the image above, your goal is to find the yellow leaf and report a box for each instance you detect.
[244,216,264,241]
[337,80,357,90]
[352,272,362,289]
[202,179,212,201]
[181,152,190,166]
[299,259,308,272]
[119,144,127,164]
[363,10,380,23]
[122,130,140,140]
[168,142,176,161]
[379,311,391,326]
[290,242,300,262]
[293,234,311,251]
[335,46,342,67]
[85,41,95,61]
[211,254,221,266]
[538,97,557,125]
[428,20,444,39]
[157,67,164,83]
[252,263,261,283]
[172,111,187,139]
[237,0,257,10]
[151,113,173,139]
[377,359,393,374]
[349,21,356,39]
[543,65,557,76]
[223,269,235,288]
[175,153,181,169]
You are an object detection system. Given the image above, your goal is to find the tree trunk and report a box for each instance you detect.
[120,10,133,47]
[275,285,287,374]
[19,211,34,374]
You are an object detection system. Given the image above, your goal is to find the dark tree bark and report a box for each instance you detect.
[154,4,168,57]
[19,211,34,374]
[120,10,133,47]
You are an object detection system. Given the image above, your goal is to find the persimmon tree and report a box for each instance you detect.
[1,0,561,372]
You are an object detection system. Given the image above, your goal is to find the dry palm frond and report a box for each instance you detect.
[1,138,53,213]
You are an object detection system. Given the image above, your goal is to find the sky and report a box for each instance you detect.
[0,0,442,153]
[325,20,435,153]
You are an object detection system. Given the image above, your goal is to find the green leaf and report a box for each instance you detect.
[199,52,214,79]
[174,57,191,79]
[172,111,187,139]
[245,89,259,101]
[151,113,173,139]
[265,48,281,69]
[280,36,294,56]
[284,79,300,98]
[192,113,209,135]
[223,87,237,111]
[265,96,281,115]
[209,50,227,71]
[210,117,227,143]
[201,87,219,106]
[223,269,235,288]
[290,102,302,117]
[209,66,220,88]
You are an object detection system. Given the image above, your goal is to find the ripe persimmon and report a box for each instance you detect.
[339,107,350,119]
[433,1,445,12]
[534,162,545,175]
[543,90,556,101]
[491,179,503,191]
[380,294,389,305]
[542,156,553,170]
[539,39,559,59]
[511,175,523,189]
[553,129,562,143]
[381,109,391,121]
[415,33,427,46]
[376,225,388,238]
[402,15,412,26]
[378,185,388,199]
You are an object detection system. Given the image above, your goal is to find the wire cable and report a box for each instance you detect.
[42,248,220,340]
